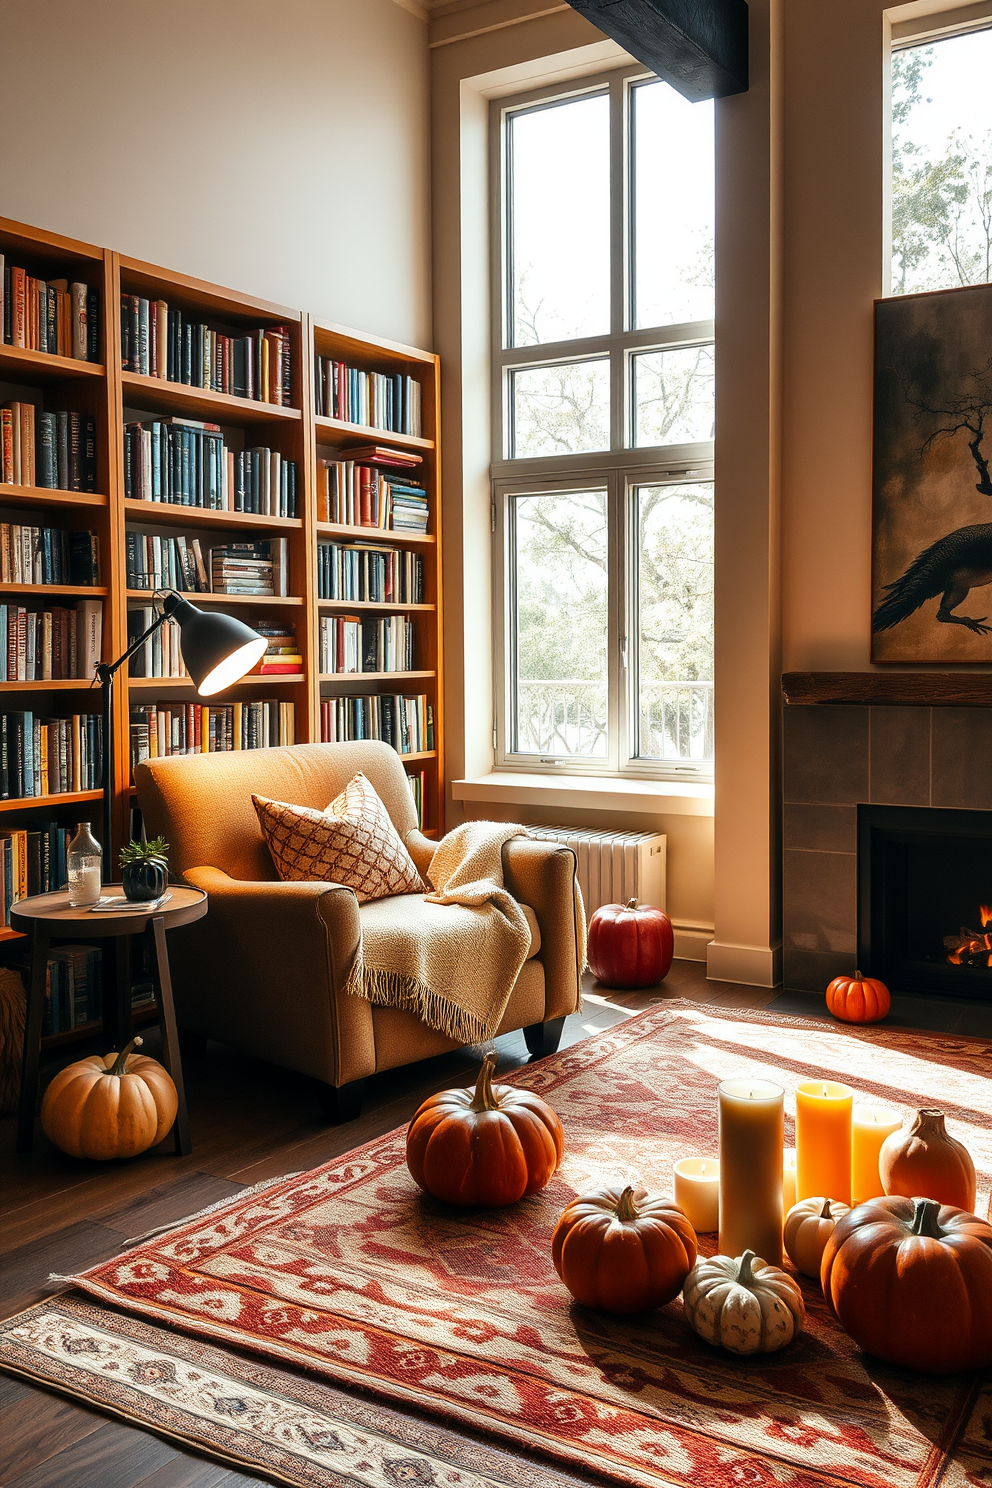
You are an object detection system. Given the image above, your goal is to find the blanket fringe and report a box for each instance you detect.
[351,966,497,1046]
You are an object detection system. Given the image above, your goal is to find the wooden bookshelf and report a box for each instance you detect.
[1,218,444,1045]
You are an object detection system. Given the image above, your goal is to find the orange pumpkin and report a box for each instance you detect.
[825,970,890,1024]
[406,1055,563,1207]
[40,1036,178,1160]
[821,1195,992,1373]
[879,1108,976,1212]
[552,1184,697,1313]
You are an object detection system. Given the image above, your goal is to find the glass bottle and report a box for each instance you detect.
[67,822,102,907]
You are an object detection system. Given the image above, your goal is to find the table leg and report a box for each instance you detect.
[16,926,50,1153]
[148,915,191,1156]
[113,937,134,1051]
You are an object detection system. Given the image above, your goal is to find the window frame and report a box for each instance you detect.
[489,66,715,782]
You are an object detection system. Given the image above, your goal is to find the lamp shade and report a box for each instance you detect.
[163,594,268,695]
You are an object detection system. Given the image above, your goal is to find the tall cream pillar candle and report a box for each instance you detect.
[718,1079,785,1264]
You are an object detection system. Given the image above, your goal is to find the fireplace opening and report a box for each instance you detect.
[858,804,992,1000]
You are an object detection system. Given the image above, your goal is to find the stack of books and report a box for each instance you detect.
[210,540,288,597]
[1,263,99,361]
[389,482,429,534]
[320,693,433,755]
[42,946,103,1036]
[120,296,292,404]
[251,621,301,675]
[0,599,102,681]
[0,525,100,585]
[126,533,208,592]
[0,711,103,798]
[314,360,421,436]
[0,822,71,924]
[126,610,187,679]
[317,541,423,603]
[2,404,97,491]
[129,699,295,766]
[319,614,414,674]
[123,418,298,516]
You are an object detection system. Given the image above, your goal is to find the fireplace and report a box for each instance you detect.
[858,804,992,1001]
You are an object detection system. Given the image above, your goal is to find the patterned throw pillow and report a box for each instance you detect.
[252,773,423,903]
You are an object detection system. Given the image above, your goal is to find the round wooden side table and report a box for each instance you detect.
[13,885,208,1157]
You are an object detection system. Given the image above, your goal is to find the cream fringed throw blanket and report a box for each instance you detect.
[346,821,581,1044]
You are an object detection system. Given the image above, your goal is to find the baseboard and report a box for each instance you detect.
[706,940,783,988]
[672,925,712,962]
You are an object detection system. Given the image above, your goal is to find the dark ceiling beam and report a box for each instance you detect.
[565,0,748,101]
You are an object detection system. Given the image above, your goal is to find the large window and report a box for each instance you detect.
[492,70,715,778]
[890,24,992,295]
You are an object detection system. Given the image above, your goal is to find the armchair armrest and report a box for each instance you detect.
[500,838,584,1021]
[172,867,376,1086]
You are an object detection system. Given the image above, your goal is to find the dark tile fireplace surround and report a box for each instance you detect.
[782,674,992,1029]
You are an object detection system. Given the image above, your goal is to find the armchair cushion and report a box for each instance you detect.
[252,772,423,903]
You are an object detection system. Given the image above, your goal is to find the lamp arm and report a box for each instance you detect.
[92,590,179,685]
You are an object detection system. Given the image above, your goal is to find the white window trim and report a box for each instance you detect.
[489,65,715,784]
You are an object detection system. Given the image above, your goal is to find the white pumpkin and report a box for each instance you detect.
[784,1197,850,1278]
[682,1249,804,1355]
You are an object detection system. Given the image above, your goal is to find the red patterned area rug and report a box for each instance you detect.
[22,1001,992,1487]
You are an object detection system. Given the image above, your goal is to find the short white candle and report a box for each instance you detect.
[674,1157,720,1233]
[783,1148,797,1215]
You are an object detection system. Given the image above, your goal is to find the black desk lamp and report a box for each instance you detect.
[94,591,267,855]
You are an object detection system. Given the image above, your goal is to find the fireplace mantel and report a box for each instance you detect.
[782,672,992,707]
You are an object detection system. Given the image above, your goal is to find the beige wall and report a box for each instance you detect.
[0,0,432,345]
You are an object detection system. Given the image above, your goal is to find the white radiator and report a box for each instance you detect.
[527,826,667,916]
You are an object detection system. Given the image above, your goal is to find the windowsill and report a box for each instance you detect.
[451,771,714,817]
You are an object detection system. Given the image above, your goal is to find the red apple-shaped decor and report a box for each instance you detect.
[588,898,674,989]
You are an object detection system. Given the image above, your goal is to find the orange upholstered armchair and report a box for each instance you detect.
[134,741,583,1120]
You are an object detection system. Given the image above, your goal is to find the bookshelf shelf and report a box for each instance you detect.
[0,789,102,814]
[0,485,108,511]
[317,599,435,613]
[316,522,435,546]
[124,499,302,532]
[315,414,432,452]
[319,670,435,682]
[0,345,105,382]
[121,370,302,426]
[0,584,108,598]
[0,926,24,943]
[1,220,443,1022]
[126,590,304,609]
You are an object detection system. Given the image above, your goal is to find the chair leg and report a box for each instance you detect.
[317,1078,366,1124]
[523,1016,566,1059]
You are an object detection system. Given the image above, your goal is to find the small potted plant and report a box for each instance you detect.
[119,836,170,903]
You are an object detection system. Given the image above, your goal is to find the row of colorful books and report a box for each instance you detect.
[126,610,186,679]
[1,261,99,361]
[0,823,71,921]
[406,769,427,831]
[129,700,295,768]
[2,404,98,492]
[120,298,292,404]
[41,946,104,1036]
[0,711,103,800]
[318,459,428,532]
[124,536,289,597]
[315,360,422,437]
[319,693,433,756]
[1,600,102,683]
[319,614,415,676]
[317,541,424,605]
[123,418,298,516]
[0,524,100,587]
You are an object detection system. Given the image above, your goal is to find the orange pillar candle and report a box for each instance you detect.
[851,1105,903,1205]
[783,1148,797,1215]
[718,1079,784,1264]
[796,1081,854,1205]
[674,1157,720,1233]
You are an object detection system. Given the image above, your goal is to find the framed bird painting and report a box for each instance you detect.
[872,282,992,662]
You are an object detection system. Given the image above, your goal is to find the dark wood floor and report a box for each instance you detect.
[0,961,775,1488]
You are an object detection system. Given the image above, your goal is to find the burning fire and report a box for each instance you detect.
[945,905,992,968]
